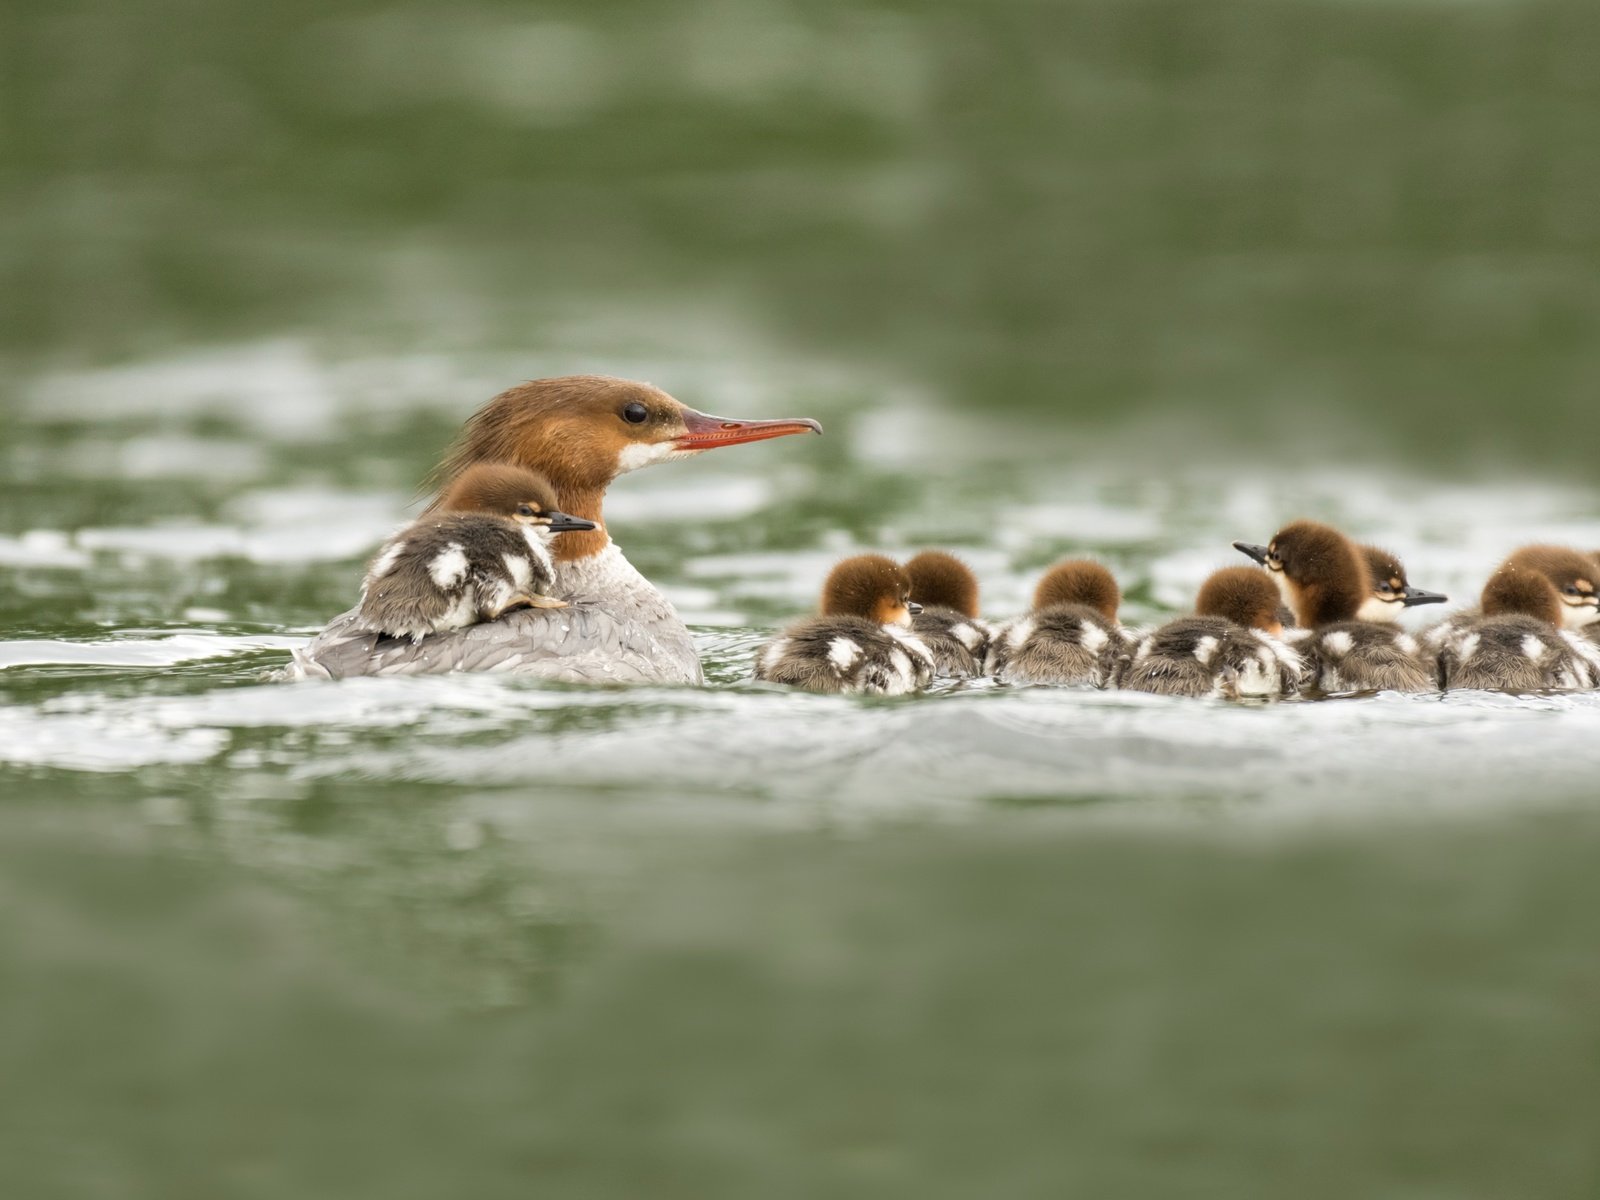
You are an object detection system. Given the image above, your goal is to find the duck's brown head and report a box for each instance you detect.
[428,375,821,558]
[904,550,980,618]
[435,463,596,534]
[1481,564,1562,626]
[1356,544,1448,623]
[1032,559,1120,622]
[821,554,920,627]
[1499,545,1599,630]
[1196,566,1284,635]
[1233,520,1365,628]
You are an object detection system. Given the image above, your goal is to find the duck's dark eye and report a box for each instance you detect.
[621,401,649,425]
[516,504,535,517]
[1564,585,1581,595]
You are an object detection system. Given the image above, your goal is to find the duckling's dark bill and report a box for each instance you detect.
[1401,586,1448,606]
[675,409,823,450]
[1232,541,1270,565]
[547,511,598,533]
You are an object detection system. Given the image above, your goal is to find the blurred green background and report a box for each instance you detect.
[8,0,1599,464]
[6,2,1600,1195]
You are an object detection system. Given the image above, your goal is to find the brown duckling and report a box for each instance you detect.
[984,559,1128,687]
[1118,567,1302,699]
[1356,544,1448,622]
[1235,522,1436,693]
[904,550,991,678]
[356,463,596,643]
[1436,549,1600,691]
[754,554,935,695]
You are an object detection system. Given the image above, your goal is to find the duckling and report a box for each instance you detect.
[1436,553,1600,691]
[1118,567,1303,699]
[755,554,935,695]
[986,559,1127,686]
[1501,545,1600,631]
[904,550,991,677]
[1356,544,1448,622]
[1235,522,1437,693]
[356,463,596,642]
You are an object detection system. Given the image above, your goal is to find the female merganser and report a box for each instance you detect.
[754,554,934,695]
[287,375,821,683]
[1119,566,1302,699]
[1436,551,1600,691]
[354,463,595,642]
[986,559,1127,686]
[904,550,990,677]
[1234,522,1437,693]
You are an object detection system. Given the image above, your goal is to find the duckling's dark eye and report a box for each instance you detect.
[621,402,649,425]
[516,504,536,517]
[1564,585,1581,595]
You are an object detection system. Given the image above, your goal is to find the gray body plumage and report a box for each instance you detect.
[1436,614,1600,692]
[357,514,555,642]
[1292,621,1434,693]
[910,606,991,678]
[284,542,704,685]
[755,615,934,695]
[987,604,1126,687]
[1119,616,1302,700]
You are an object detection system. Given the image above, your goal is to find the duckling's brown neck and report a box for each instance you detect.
[551,485,610,561]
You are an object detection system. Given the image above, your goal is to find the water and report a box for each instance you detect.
[8,0,1600,1191]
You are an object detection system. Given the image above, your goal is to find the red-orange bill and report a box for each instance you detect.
[675,408,823,450]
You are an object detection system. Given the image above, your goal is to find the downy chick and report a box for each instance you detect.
[357,463,595,642]
[1118,566,1303,699]
[1436,549,1600,691]
[1235,522,1437,693]
[986,559,1126,687]
[904,550,991,678]
[755,554,935,695]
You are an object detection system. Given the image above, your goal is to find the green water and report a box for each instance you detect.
[6,0,1600,1193]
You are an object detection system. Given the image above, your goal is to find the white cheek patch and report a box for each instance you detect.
[429,543,469,590]
[1561,598,1600,629]
[1269,569,1296,610]
[1079,620,1109,653]
[1193,635,1219,667]
[1357,595,1402,624]
[1321,630,1355,658]
[828,637,863,671]
[615,440,693,474]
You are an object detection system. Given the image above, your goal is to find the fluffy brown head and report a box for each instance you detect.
[904,550,980,618]
[426,375,820,560]
[1196,567,1284,634]
[1360,545,1408,594]
[1499,545,1599,629]
[1481,564,1561,626]
[820,554,916,627]
[1033,559,1120,621]
[436,463,562,519]
[1254,520,1365,628]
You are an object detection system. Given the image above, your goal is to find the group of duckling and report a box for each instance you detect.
[755,521,1600,698]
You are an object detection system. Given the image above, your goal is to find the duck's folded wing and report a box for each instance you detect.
[279,602,701,685]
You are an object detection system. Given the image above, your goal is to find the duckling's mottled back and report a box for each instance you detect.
[905,550,990,677]
[988,560,1126,686]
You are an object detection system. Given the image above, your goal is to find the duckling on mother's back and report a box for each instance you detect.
[904,550,991,677]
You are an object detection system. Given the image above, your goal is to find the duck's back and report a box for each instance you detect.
[1438,614,1600,692]
[284,542,703,684]
[756,614,933,695]
[1300,621,1433,693]
[1120,616,1301,699]
[988,604,1124,687]
[910,606,991,677]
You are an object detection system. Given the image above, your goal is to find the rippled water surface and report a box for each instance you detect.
[7,339,1600,1195]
